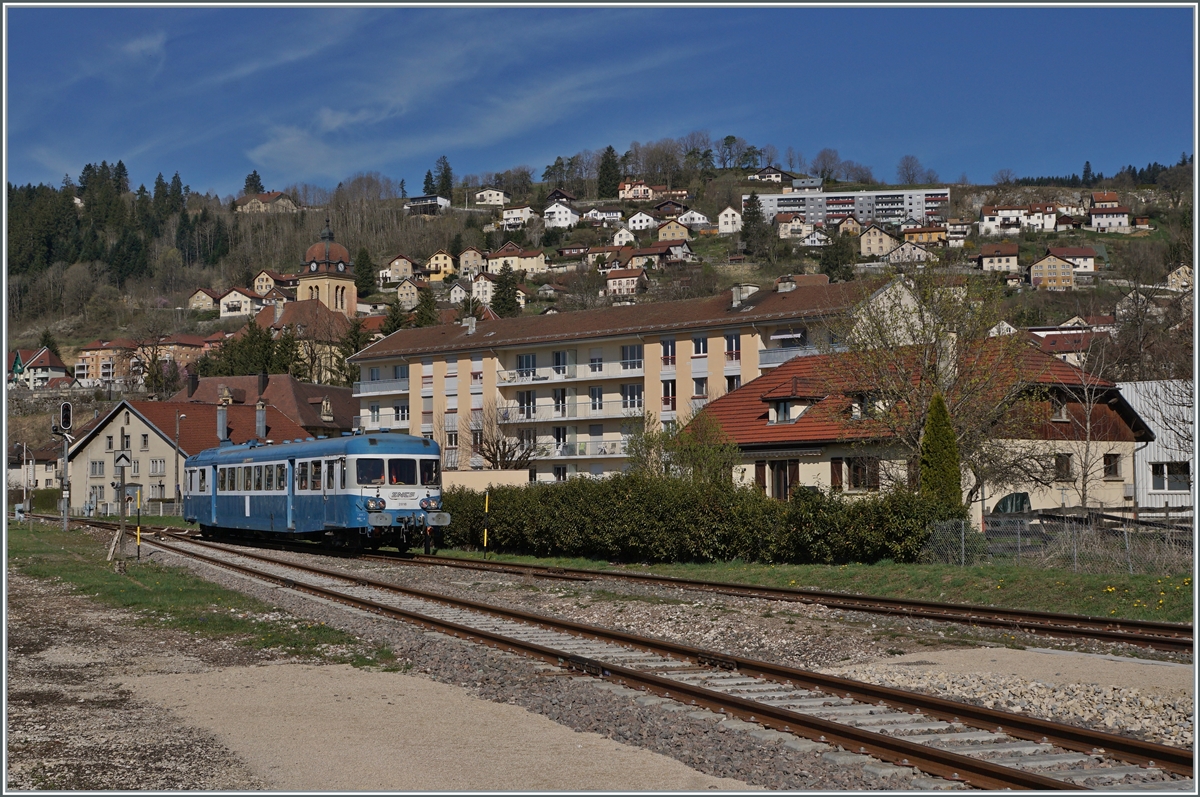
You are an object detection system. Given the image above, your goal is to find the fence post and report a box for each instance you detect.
[1124,516,1133,575]
[960,520,965,566]
[1017,520,1021,564]
[1072,518,1078,573]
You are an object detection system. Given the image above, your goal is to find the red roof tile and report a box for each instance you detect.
[1048,247,1096,259]
[166,374,358,432]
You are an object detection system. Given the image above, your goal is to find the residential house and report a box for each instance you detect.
[1056,215,1084,231]
[458,247,486,277]
[188,288,223,312]
[677,209,710,228]
[7,347,70,389]
[380,253,419,286]
[1088,206,1131,233]
[627,211,659,231]
[977,243,1020,273]
[502,205,535,230]
[219,287,261,318]
[233,191,299,214]
[858,225,899,258]
[603,268,648,297]
[611,228,637,247]
[748,166,796,183]
[978,205,1029,236]
[704,339,1151,524]
[1025,203,1062,232]
[618,180,654,201]
[404,195,451,215]
[652,186,688,202]
[67,401,308,511]
[945,218,972,247]
[718,207,743,235]
[249,299,352,385]
[168,372,359,436]
[474,187,511,206]
[1029,254,1075,291]
[8,443,61,490]
[396,277,428,311]
[899,218,923,231]
[346,275,886,481]
[624,240,698,269]
[791,177,824,193]
[776,213,811,240]
[1117,380,1192,512]
[835,215,862,237]
[538,283,569,301]
[886,241,932,264]
[1134,216,1153,230]
[1048,246,1097,273]
[799,229,832,248]
[76,339,137,388]
[902,225,947,246]
[485,241,548,275]
[447,281,469,305]
[360,315,388,341]
[1026,326,1110,367]
[657,219,691,242]
[1091,191,1120,209]
[471,272,526,309]
[1166,264,1192,293]
[652,199,687,217]
[583,207,623,224]
[556,244,589,259]
[543,201,580,229]
[425,250,456,282]
[587,246,630,269]
[546,188,576,204]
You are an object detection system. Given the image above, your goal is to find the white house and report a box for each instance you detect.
[677,209,710,228]
[542,200,580,229]
[472,272,525,308]
[618,180,654,201]
[1088,206,1131,233]
[977,205,1029,236]
[612,228,637,247]
[1049,246,1097,273]
[886,241,932,264]
[747,166,796,183]
[718,206,743,235]
[799,229,832,248]
[219,287,260,318]
[627,211,658,231]
[584,207,623,224]
[448,282,469,304]
[474,187,511,206]
[502,205,535,230]
[1118,380,1193,513]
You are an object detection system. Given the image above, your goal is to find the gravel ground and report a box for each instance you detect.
[9,529,1193,791]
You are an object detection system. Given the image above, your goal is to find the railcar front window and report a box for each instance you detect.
[298,462,309,490]
[356,458,385,485]
[420,459,441,486]
[277,465,287,490]
[311,460,322,490]
[388,459,417,485]
[199,469,207,493]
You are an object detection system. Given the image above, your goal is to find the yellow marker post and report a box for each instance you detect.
[483,490,489,559]
[136,488,142,561]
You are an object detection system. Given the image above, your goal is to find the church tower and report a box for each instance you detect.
[296,221,357,317]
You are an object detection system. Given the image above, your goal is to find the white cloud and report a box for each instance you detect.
[120,31,166,60]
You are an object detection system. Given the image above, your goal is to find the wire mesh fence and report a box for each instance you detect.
[919,513,1193,575]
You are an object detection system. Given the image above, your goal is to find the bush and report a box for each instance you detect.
[442,477,960,565]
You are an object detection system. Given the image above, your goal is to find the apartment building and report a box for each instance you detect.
[348,276,882,482]
[745,185,950,226]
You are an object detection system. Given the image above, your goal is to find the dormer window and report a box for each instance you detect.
[769,400,807,424]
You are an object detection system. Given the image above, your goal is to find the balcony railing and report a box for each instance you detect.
[661,355,676,370]
[543,439,628,458]
[496,398,646,423]
[354,378,410,396]
[359,411,412,431]
[497,360,644,384]
[662,396,677,411]
[758,346,820,367]
[725,350,741,361]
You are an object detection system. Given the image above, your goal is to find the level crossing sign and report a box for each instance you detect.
[114,450,132,469]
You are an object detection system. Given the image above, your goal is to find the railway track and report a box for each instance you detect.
[79,521,1194,790]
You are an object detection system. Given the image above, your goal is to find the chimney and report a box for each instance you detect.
[273,300,284,324]
[776,275,796,293]
[258,371,268,398]
[731,286,744,309]
[187,371,199,397]
[216,404,228,443]
[730,283,760,308]
[463,316,477,335]
[255,399,267,440]
[218,384,232,405]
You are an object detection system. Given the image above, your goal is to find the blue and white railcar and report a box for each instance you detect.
[182,433,450,549]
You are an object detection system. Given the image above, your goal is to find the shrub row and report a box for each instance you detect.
[441,475,964,565]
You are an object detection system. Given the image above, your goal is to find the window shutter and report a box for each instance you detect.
[754,461,766,489]
[830,458,843,491]
[787,460,800,497]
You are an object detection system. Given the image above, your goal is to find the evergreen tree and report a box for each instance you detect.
[243,170,265,196]
[741,192,771,257]
[434,155,453,199]
[38,329,60,359]
[152,173,170,222]
[450,232,463,256]
[597,145,621,199]
[919,392,962,510]
[423,170,436,195]
[336,316,371,386]
[491,263,521,317]
[354,246,376,296]
[168,172,185,214]
[819,233,856,282]
[381,298,412,336]
[1081,161,1093,187]
[113,160,130,194]
[399,178,407,198]
[414,286,439,327]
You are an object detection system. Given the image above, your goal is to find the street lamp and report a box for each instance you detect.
[174,411,187,509]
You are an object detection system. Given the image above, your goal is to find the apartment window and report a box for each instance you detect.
[370,403,381,423]
[693,377,708,398]
[553,466,568,482]
[724,333,741,360]
[394,403,410,422]
[726,375,741,393]
[552,388,567,416]
[589,348,603,373]
[661,338,676,366]
[517,390,536,420]
[394,364,409,380]
[1050,397,1069,421]
[620,383,643,410]
[131,459,140,476]
[1054,453,1074,481]
[662,379,676,411]
[89,460,105,477]
[140,434,149,450]
[151,458,166,476]
[692,336,708,356]
[552,350,569,375]
[847,457,880,491]
[518,428,537,450]
[369,367,381,381]
[620,344,643,370]
[106,435,114,451]
[1103,454,1121,479]
[516,353,536,378]
[590,386,604,411]
[552,426,568,452]
[1151,462,1190,491]
[445,432,459,449]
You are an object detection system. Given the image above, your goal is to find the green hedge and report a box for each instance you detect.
[442,475,964,565]
[8,488,61,513]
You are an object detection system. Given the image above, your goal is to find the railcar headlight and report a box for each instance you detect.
[419,496,441,510]
[365,497,386,511]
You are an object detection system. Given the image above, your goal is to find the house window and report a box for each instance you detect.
[847,457,880,491]
[692,336,708,357]
[517,390,536,420]
[445,432,459,449]
[620,344,643,370]
[552,388,567,416]
[131,459,140,476]
[553,465,568,482]
[1103,454,1121,479]
[589,386,604,411]
[726,375,741,393]
[725,334,741,360]
[552,350,569,375]
[140,434,149,450]
[1054,453,1074,481]
[693,377,708,398]
[1050,397,1069,422]
[620,383,643,410]
[370,403,381,423]
[394,364,409,380]
[151,458,166,476]
[369,367,380,381]
[516,353,536,378]
[394,403,410,422]
[662,380,676,411]
[89,460,105,477]
[106,435,114,451]
[518,428,537,450]
[1151,462,1190,491]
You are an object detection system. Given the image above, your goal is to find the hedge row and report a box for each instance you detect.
[441,475,963,565]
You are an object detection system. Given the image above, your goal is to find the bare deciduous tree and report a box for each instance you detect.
[466,400,539,470]
[810,148,842,181]
[992,168,1017,185]
[896,155,923,185]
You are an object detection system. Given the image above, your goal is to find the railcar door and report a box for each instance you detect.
[323,458,338,528]
[286,459,295,531]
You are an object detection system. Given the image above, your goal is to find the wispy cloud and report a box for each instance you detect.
[121,31,166,59]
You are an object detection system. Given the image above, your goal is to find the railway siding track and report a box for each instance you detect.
[120,529,1192,791]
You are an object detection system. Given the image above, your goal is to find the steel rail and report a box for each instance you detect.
[145,532,1192,781]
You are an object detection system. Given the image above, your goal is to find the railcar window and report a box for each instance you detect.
[326,461,335,490]
[312,460,322,490]
[265,465,274,491]
[218,468,227,491]
[340,461,346,489]
[277,464,287,490]
[298,462,309,490]
[254,466,263,491]
[388,458,417,485]
[356,458,385,485]
[199,469,207,492]
[235,467,242,491]
[420,459,441,486]
[244,466,253,491]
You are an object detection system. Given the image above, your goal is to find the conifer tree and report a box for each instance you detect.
[243,170,265,196]
[491,263,521,317]
[919,392,962,509]
[354,246,376,296]
[381,298,412,336]
[435,156,453,199]
[414,286,439,327]
[598,145,621,199]
[38,329,60,359]
[423,170,436,195]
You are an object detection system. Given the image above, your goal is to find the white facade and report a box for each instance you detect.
[584,207,622,223]
[502,206,535,230]
[219,288,260,318]
[627,211,658,231]
[887,241,931,264]
[677,209,710,227]
[1117,380,1193,512]
[475,188,510,206]
[718,207,742,235]
[448,283,469,304]
[1089,208,1130,232]
[542,201,580,229]
[799,229,831,247]
[612,228,637,247]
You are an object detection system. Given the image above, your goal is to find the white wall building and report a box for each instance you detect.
[1117,380,1193,513]
[718,207,742,235]
[627,211,658,231]
[542,201,580,229]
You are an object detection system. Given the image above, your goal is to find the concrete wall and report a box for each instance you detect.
[443,469,530,491]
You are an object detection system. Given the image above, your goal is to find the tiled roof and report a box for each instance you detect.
[8,347,68,371]
[1092,192,1119,203]
[978,243,1019,257]
[251,299,351,338]
[233,191,288,206]
[191,287,223,300]
[605,268,646,280]
[1048,247,1096,259]
[166,374,358,432]
[351,278,883,362]
[1088,206,1130,215]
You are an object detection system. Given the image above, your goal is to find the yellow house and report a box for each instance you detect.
[296,223,358,317]
[836,216,862,237]
[657,219,691,242]
[903,226,947,246]
[1030,255,1075,291]
[458,247,486,276]
[188,288,222,312]
[485,242,548,274]
[858,225,899,258]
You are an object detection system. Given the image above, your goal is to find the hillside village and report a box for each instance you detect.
[6,149,1193,523]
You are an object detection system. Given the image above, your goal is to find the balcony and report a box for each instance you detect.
[497,398,646,423]
[543,439,628,458]
[660,355,676,371]
[662,396,677,411]
[758,346,820,368]
[724,350,741,362]
[354,378,410,397]
[359,411,412,432]
[497,360,644,384]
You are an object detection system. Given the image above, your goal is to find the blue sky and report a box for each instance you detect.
[5,6,1195,197]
